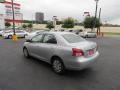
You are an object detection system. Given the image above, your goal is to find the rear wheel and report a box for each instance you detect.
[23,48,30,58]
[24,34,27,38]
[52,57,65,74]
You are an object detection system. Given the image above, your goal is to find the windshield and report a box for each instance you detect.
[62,34,85,43]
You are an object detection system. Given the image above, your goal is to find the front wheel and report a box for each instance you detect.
[23,48,30,58]
[8,35,12,39]
[85,35,88,38]
[52,58,65,74]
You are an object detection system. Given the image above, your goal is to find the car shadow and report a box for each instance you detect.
[64,68,96,78]
[24,56,52,69]
[22,56,97,78]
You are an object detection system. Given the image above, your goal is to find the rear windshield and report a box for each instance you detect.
[62,34,85,43]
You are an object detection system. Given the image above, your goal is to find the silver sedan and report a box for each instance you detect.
[23,32,99,74]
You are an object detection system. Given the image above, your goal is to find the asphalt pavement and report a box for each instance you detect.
[0,36,120,90]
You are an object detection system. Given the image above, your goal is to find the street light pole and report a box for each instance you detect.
[11,0,15,35]
[11,0,18,41]
[53,16,57,31]
[93,0,99,31]
[98,8,101,35]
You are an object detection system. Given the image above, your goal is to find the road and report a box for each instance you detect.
[0,36,120,90]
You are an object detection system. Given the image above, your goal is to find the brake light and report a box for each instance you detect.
[72,48,84,56]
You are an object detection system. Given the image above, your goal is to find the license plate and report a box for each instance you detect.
[88,49,94,55]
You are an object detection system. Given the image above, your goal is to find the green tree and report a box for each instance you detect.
[83,17,101,29]
[28,23,33,28]
[5,22,11,28]
[46,22,54,30]
[62,17,75,28]
[22,24,27,29]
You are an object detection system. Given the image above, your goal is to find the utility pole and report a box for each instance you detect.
[93,0,99,31]
[53,16,57,31]
[32,13,34,25]
[11,0,15,35]
[98,8,101,35]
[11,0,17,41]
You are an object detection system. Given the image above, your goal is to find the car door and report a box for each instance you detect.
[18,31,25,37]
[27,34,44,59]
[36,34,57,63]
[15,31,21,37]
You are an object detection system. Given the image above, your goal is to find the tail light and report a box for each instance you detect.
[72,48,84,56]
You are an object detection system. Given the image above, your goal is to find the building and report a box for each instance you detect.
[0,3,5,29]
[0,1,23,29]
[4,1,23,26]
[35,12,44,23]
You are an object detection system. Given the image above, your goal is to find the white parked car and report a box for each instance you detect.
[73,29,83,35]
[79,31,97,38]
[64,29,73,32]
[0,30,3,36]
[3,30,28,39]
[1,30,11,36]
[25,30,46,40]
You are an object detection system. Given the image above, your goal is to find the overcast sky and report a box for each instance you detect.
[9,0,120,24]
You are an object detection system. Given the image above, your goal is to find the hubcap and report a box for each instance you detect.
[53,60,62,72]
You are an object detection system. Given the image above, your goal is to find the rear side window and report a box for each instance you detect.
[43,34,57,44]
[62,34,85,43]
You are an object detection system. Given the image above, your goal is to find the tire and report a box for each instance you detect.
[85,35,88,38]
[23,48,30,58]
[8,35,12,39]
[24,35,26,38]
[52,57,65,74]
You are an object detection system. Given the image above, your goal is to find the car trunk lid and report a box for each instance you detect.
[69,41,97,57]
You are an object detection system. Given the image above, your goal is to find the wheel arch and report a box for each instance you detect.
[50,55,64,64]
[23,46,27,50]
[23,46,28,52]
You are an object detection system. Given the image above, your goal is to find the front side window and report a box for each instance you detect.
[32,34,43,42]
[43,34,57,44]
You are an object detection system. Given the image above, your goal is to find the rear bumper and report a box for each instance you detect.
[64,51,99,70]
